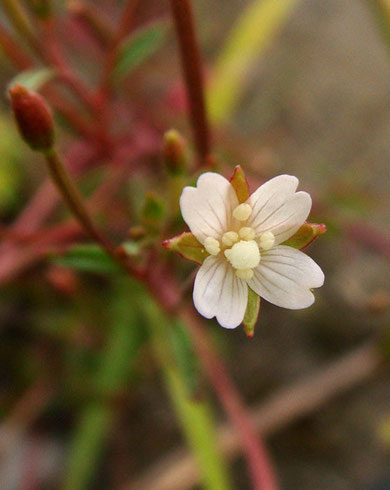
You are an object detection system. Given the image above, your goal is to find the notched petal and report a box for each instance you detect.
[193,256,248,329]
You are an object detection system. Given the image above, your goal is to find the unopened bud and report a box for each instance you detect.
[163,129,187,175]
[9,84,55,152]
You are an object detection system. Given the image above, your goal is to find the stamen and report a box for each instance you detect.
[239,227,255,240]
[204,236,220,256]
[222,231,239,246]
[259,231,275,250]
[233,203,252,221]
[236,268,254,280]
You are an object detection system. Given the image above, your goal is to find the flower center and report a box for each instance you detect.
[224,240,260,270]
[202,214,275,281]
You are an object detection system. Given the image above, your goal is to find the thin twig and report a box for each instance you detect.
[169,0,211,163]
[125,341,382,490]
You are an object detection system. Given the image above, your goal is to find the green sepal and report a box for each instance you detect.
[243,287,260,338]
[163,232,209,265]
[282,222,326,250]
[230,165,250,203]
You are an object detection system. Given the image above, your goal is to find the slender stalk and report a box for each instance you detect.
[169,0,211,163]
[95,0,140,142]
[43,149,117,257]
[180,307,279,490]
[41,148,146,282]
[69,0,115,48]
[98,0,140,97]
[40,18,98,113]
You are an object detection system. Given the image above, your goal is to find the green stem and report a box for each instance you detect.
[146,300,232,490]
[44,149,117,257]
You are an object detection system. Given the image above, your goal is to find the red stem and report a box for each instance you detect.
[169,0,211,163]
[40,18,97,114]
[180,307,279,490]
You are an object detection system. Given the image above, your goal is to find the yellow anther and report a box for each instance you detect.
[233,203,252,221]
[222,231,239,246]
[204,237,220,256]
[259,231,275,250]
[225,240,260,270]
[236,268,254,280]
[239,227,255,240]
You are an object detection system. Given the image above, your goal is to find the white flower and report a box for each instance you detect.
[180,173,324,328]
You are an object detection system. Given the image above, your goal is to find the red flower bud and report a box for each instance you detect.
[9,84,55,152]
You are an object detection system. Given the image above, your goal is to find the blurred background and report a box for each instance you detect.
[0,0,390,489]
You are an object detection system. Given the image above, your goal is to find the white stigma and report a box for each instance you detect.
[239,227,255,240]
[204,236,220,256]
[235,268,254,280]
[259,231,275,250]
[222,231,239,246]
[224,240,260,270]
[233,203,252,221]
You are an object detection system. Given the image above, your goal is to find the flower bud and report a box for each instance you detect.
[9,84,55,152]
[163,129,187,175]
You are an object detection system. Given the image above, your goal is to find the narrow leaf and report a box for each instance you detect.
[168,321,200,396]
[163,232,209,265]
[283,222,327,250]
[208,0,299,124]
[243,287,260,338]
[51,244,122,275]
[114,22,167,81]
[230,165,250,203]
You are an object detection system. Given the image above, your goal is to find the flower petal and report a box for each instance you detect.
[247,175,311,245]
[248,245,324,309]
[180,172,239,243]
[193,256,248,328]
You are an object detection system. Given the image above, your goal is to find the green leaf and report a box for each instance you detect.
[230,165,249,203]
[114,22,167,81]
[51,244,122,275]
[163,232,209,265]
[64,279,146,490]
[207,0,299,123]
[243,287,260,338]
[282,222,326,250]
[7,68,54,92]
[168,321,200,396]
